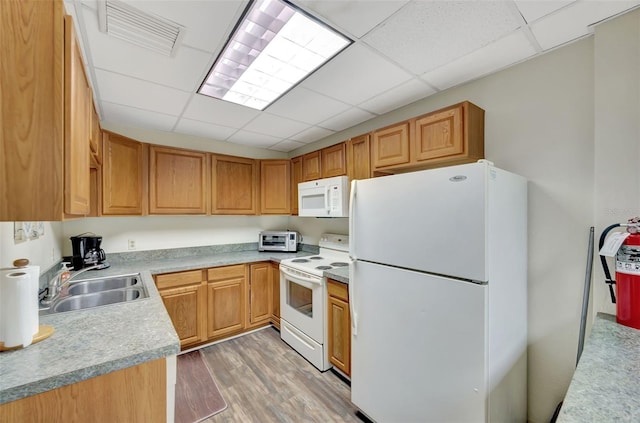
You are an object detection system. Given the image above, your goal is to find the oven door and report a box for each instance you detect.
[280,265,324,344]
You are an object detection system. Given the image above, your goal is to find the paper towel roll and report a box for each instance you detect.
[23,265,40,336]
[0,271,34,349]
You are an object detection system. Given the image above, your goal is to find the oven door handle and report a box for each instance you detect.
[280,267,322,287]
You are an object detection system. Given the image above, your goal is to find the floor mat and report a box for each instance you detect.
[175,350,227,423]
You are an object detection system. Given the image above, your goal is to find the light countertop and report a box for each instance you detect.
[557,313,640,422]
[0,248,313,405]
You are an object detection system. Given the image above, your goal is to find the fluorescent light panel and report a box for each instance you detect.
[199,0,351,110]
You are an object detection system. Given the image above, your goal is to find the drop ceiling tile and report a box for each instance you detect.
[95,69,190,115]
[301,44,413,105]
[81,5,213,92]
[363,1,522,75]
[530,0,640,50]
[174,118,237,141]
[227,130,283,149]
[359,79,437,115]
[124,1,247,53]
[183,94,260,127]
[298,0,409,38]
[421,30,537,91]
[290,126,335,143]
[514,0,575,23]
[267,87,352,125]
[268,140,306,152]
[319,107,376,132]
[101,102,178,131]
[242,113,310,139]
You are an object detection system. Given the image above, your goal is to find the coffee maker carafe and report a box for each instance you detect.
[70,234,110,270]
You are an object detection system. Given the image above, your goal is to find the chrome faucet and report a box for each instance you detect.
[40,263,103,306]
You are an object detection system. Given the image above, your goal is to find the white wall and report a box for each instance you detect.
[0,222,65,273]
[287,217,349,246]
[62,215,290,255]
[593,9,640,318]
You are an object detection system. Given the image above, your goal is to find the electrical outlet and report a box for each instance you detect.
[128,239,136,250]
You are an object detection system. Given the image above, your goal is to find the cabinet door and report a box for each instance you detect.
[301,151,321,181]
[371,121,410,170]
[89,102,102,167]
[158,286,206,348]
[290,156,303,216]
[271,262,280,328]
[414,104,464,161]
[63,15,90,216]
[327,280,351,376]
[321,143,347,178]
[211,154,258,215]
[207,265,246,339]
[248,263,272,328]
[260,160,290,215]
[150,146,208,214]
[347,134,371,181]
[102,132,146,215]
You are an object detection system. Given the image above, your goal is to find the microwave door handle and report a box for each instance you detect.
[325,186,330,215]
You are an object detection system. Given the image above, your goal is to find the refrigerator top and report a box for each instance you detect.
[349,161,526,283]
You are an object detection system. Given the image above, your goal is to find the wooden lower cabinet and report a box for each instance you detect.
[271,262,281,328]
[155,270,207,348]
[207,265,246,339]
[327,279,351,376]
[0,358,167,423]
[248,262,273,328]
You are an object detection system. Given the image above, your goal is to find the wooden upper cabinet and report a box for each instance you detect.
[89,102,102,167]
[321,143,347,178]
[301,151,321,181]
[290,156,303,216]
[102,132,146,215]
[63,14,90,216]
[150,146,208,214]
[347,134,371,181]
[413,101,484,166]
[260,160,290,215]
[211,154,258,215]
[371,121,410,170]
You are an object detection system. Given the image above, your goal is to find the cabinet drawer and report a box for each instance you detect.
[155,270,203,290]
[328,279,348,302]
[208,264,246,281]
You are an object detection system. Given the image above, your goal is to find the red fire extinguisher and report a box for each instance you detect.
[599,217,640,330]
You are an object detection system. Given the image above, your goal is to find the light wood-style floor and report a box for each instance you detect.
[199,327,362,423]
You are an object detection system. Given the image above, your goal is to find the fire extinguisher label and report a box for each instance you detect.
[616,260,640,275]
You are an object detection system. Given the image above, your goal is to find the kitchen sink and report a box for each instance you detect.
[52,288,146,313]
[40,273,148,315]
[67,274,141,295]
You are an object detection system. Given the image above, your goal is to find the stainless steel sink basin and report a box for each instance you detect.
[67,275,140,295]
[40,273,148,315]
[52,288,146,313]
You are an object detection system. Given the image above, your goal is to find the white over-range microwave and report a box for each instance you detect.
[298,176,349,217]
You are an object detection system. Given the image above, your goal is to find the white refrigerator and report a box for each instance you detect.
[348,161,527,423]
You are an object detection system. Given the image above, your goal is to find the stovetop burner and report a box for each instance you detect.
[291,258,310,263]
[315,265,332,270]
[330,262,349,267]
[309,256,324,260]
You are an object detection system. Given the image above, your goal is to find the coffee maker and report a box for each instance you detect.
[70,234,110,270]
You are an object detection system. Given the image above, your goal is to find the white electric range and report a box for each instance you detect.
[279,233,349,371]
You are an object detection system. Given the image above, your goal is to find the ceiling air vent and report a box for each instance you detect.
[97,0,185,57]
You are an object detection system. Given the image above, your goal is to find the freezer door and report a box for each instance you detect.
[351,261,487,423]
[351,162,486,282]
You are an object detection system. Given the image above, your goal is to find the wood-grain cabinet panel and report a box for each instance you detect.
[260,160,290,215]
[150,146,208,215]
[270,262,280,328]
[290,156,303,216]
[102,132,146,215]
[301,151,321,181]
[321,143,347,178]
[346,134,371,181]
[211,154,258,215]
[248,263,272,328]
[327,280,351,376]
[371,122,411,170]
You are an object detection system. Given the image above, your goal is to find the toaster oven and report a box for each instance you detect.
[259,231,302,252]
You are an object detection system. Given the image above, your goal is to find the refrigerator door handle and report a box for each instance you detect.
[349,259,358,336]
[349,179,357,259]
